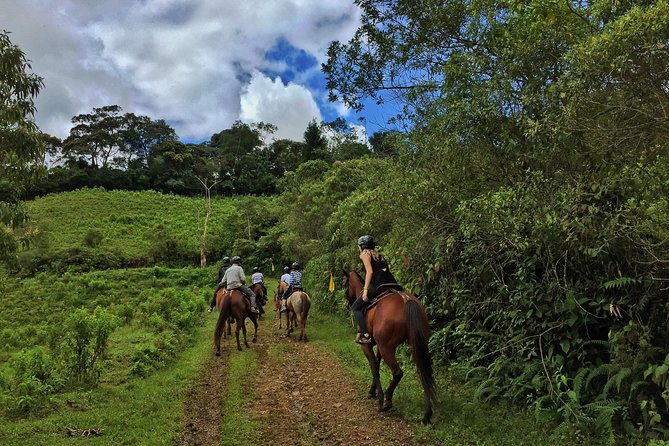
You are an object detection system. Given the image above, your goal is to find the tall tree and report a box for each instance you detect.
[302,119,328,162]
[0,30,45,264]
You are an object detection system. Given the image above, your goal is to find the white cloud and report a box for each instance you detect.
[4,0,362,140]
[240,71,321,141]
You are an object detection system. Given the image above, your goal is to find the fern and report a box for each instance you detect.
[474,376,501,401]
[602,277,640,290]
[573,367,590,402]
[602,367,631,397]
[585,363,612,391]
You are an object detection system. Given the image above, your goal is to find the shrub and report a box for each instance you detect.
[60,307,119,383]
[83,228,103,247]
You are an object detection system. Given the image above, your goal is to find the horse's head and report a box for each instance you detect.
[341,269,363,307]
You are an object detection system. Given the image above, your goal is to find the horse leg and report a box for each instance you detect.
[241,316,249,348]
[362,343,384,410]
[368,348,382,398]
[251,315,258,343]
[285,311,292,336]
[235,317,243,351]
[378,345,403,412]
[300,313,307,342]
[226,317,232,336]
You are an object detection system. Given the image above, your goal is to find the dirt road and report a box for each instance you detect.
[177,313,423,446]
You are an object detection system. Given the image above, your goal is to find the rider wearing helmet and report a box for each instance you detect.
[209,256,231,312]
[280,266,291,285]
[251,266,267,305]
[351,235,400,344]
[218,256,259,313]
[280,262,302,312]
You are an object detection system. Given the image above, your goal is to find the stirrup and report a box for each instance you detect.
[356,333,373,344]
[251,306,260,314]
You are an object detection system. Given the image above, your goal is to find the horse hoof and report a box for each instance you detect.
[380,403,393,412]
[215,351,221,357]
[252,338,257,343]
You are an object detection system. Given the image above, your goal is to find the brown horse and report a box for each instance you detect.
[215,288,233,336]
[214,289,258,354]
[342,270,437,424]
[250,282,267,318]
[285,290,310,341]
[275,280,290,328]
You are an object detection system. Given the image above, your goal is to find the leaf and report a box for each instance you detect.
[560,339,571,354]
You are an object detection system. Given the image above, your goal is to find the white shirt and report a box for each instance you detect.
[280,273,291,283]
[251,272,264,284]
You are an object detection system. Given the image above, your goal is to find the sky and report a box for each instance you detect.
[1,0,397,143]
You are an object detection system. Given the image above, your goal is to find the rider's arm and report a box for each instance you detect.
[360,252,373,302]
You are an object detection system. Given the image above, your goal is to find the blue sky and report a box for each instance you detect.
[3,0,398,144]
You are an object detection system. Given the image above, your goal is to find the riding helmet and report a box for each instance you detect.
[231,256,241,264]
[292,262,300,270]
[222,256,230,266]
[283,266,290,272]
[253,266,259,272]
[357,235,375,250]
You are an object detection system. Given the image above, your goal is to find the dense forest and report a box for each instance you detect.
[3,0,669,443]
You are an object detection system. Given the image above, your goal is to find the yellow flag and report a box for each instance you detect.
[328,271,335,292]
[271,260,275,272]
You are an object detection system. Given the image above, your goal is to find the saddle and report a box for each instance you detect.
[362,284,406,313]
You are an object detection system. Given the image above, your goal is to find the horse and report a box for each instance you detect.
[215,288,234,336]
[285,290,310,341]
[214,289,258,354]
[250,282,267,318]
[275,280,289,328]
[342,270,437,425]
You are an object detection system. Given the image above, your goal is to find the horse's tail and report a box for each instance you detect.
[214,293,232,348]
[405,298,437,424]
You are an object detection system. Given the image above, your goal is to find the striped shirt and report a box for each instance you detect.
[288,270,302,287]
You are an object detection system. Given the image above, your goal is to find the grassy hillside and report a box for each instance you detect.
[17,188,278,274]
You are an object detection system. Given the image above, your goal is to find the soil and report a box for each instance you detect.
[175,342,229,446]
[177,312,423,446]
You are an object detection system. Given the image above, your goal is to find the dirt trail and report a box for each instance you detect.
[175,342,229,446]
[178,312,424,446]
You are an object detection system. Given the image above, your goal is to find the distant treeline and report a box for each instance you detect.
[3,105,398,200]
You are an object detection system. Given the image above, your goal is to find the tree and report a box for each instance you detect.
[62,105,177,169]
[195,175,221,268]
[0,30,45,264]
[302,119,328,162]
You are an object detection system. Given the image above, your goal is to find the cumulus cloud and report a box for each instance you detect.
[4,0,362,140]
[240,71,321,141]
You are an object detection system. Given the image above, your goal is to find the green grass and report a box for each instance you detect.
[220,348,259,446]
[0,316,218,445]
[307,310,595,446]
[18,188,276,273]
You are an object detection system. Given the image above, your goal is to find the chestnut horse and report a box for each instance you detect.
[285,290,310,341]
[275,280,292,329]
[215,288,233,336]
[250,282,267,318]
[342,270,436,424]
[214,289,258,354]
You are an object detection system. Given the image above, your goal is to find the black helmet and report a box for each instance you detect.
[283,266,290,272]
[253,266,259,272]
[222,256,230,266]
[231,256,241,264]
[357,235,375,249]
[291,262,300,270]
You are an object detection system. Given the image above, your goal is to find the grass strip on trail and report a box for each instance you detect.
[220,341,259,446]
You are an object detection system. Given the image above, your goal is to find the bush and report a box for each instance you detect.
[60,307,119,383]
[83,229,103,247]
[2,346,62,414]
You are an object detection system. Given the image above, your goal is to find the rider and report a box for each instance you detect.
[219,256,260,314]
[251,266,267,305]
[209,256,231,312]
[351,235,400,344]
[280,266,291,285]
[281,262,302,312]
